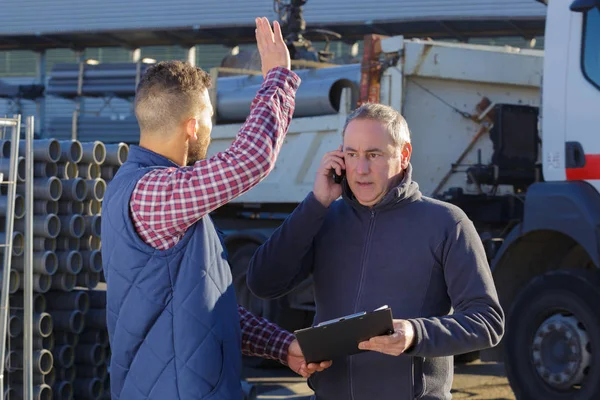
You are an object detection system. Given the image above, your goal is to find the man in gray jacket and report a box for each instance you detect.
[246,103,505,400]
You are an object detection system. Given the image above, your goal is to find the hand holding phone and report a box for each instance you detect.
[332,168,345,184]
[314,146,345,207]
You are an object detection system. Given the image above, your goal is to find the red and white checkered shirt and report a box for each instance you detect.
[130,67,300,365]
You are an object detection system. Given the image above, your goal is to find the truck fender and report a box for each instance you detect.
[220,228,275,254]
[491,180,600,273]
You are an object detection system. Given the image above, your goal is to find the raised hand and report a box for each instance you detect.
[255,17,291,78]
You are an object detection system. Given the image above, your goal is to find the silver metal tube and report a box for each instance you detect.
[10,293,46,315]
[33,200,58,215]
[78,163,101,179]
[58,140,83,163]
[58,215,85,238]
[8,314,22,338]
[57,161,78,179]
[50,273,77,292]
[55,237,80,251]
[0,194,25,218]
[53,345,75,369]
[56,366,76,382]
[82,200,101,216]
[0,115,20,400]
[0,231,24,256]
[77,271,100,290]
[18,273,51,294]
[12,251,58,275]
[0,268,20,294]
[10,312,52,338]
[54,332,78,348]
[32,238,56,252]
[80,141,106,164]
[6,350,53,375]
[81,250,102,274]
[14,214,61,239]
[58,200,84,215]
[0,156,25,182]
[100,165,118,180]
[45,290,89,313]
[33,162,57,178]
[0,140,10,158]
[52,380,73,399]
[73,378,104,399]
[61,178,87,202]
[55,251,83,275]
[74,344,105,366]
[49,310,84,334]
[104,142,129,166]
[84,178,106,202]
[19,138,61,163]
[13,335,53,352]
[83,215,101,237]
[80,235,101,251]
[16,176,63,201]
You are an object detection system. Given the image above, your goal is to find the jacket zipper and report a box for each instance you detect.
[349,209,376,400]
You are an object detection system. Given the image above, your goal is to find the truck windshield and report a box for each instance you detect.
[582,7,600,90]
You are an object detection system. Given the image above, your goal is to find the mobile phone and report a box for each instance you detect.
[332,168,345,184]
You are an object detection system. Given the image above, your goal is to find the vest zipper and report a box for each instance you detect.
[349,209,376,400]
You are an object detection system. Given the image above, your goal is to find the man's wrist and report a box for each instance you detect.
[310,191,332,209]
[279,331,296,365]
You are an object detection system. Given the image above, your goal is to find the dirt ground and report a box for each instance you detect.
[243,360,516,399]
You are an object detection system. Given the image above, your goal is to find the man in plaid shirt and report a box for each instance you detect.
[102,17,330,399]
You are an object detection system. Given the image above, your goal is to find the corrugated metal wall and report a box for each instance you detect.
[302,0,546,23]
[0,0,545,35]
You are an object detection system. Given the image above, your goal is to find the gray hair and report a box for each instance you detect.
[342,103,411,148]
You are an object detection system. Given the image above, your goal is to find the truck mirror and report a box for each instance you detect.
[570,0,600,12]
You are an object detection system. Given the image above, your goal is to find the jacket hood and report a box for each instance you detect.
[342,163,422,212]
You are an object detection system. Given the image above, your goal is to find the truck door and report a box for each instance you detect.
[564,4,600,188]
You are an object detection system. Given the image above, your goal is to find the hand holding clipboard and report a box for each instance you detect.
[294,305,396,364]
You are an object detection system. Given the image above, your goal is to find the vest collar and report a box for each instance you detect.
[126,145,181,168]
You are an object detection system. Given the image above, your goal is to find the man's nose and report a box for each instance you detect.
[357,158,370,174]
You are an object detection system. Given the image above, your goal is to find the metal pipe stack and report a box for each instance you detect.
[44,61,360,143]
[5,138,127,399]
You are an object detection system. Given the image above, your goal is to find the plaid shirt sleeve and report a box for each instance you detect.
[130,67,300,250]
[238,305,295,365]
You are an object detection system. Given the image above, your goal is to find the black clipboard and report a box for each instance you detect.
[294,306,394,364]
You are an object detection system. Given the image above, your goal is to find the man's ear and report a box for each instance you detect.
[401,142,412,169]
[185,118,198,141]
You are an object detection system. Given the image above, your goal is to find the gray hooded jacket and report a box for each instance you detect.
[247,164,504,399]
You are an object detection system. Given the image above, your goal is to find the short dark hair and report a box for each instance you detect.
[134,60,212,134]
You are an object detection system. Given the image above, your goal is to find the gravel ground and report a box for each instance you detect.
[243,361,516,399]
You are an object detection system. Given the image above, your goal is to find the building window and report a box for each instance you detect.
[582,7,600,90]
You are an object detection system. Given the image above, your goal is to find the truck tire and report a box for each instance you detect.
[229,242,313,368]
[504,269,600,399]
[229,242,273,320]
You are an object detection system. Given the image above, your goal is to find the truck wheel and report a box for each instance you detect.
[229,242,272,320]
[504,270,600,399]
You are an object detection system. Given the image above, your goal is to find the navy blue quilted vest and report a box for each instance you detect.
[101,145,242,399]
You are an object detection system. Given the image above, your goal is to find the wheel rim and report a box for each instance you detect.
[531,313,592,389]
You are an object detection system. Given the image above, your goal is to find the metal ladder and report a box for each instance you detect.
[0,115,35,400]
